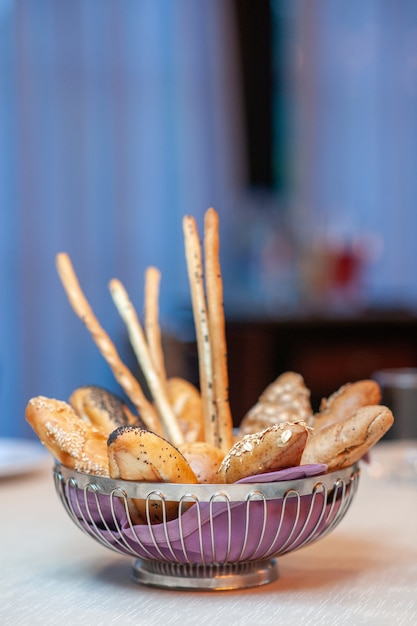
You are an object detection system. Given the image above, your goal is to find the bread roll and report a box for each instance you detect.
[107,425,197,483]
[179,441,225,483]
[217,421,310,484]
[70,385,144,436]
[25,396,109,476]
[238,372,313,436]
[107,425,198,523]
[166,377,204,443]
[301,404,394,471]
[313,380,382,431]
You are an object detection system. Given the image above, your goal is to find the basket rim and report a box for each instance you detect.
[53,461,360,501]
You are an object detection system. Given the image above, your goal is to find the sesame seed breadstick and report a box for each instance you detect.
[55,253,163,436]
[109,278,184,447]
[144,266,167,386]
[182,215,218,448]
[204,208,234,453]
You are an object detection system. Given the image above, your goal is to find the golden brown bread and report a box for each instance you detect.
[109,278,184,446]
[183,214,218,447]
[107,425,198,523]
[69,385,144,436]
[313,380,382,431]
[179,441,225,483]
[203,208,234,453]
[216,421,310,484]
[166,377,205,443]
[25,396,109,476]
[24,208,396,498]
[238,372,313,436]
[144,266,168,385]
[107,425,198,483]
[301,404,394,471]
[55,252,163,437]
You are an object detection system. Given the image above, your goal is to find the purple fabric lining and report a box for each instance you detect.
[236,464,328,483]
[64,464,351,564]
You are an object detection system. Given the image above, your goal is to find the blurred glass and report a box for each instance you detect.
[370,368,417,482]
[373,368,417,440]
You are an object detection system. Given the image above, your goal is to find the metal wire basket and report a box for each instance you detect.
[53,462,360,590]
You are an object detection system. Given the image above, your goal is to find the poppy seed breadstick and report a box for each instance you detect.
[204,207,234,453]
[109,278,184,447]
[55,253,163,436]
[183,215,218,448]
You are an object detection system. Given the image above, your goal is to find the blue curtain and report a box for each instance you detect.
[4,0,417,440]
[0,0,245,438]
[290,0,417,310]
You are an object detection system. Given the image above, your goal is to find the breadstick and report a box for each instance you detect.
[55,253,163,436]
[182,215,218,447]
[204,208,234,452]
[109,278,184,447]
[144,266,167,385]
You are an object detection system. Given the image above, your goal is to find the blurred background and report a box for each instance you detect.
[2,0,417,439]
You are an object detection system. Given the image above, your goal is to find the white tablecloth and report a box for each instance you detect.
[1,441,416,625]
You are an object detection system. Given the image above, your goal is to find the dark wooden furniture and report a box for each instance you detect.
[165,312,417,426]
[226,313,417,422]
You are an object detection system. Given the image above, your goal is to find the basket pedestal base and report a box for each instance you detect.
[131,558,279,591]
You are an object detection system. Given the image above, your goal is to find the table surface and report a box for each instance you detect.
[1,441,416,626]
